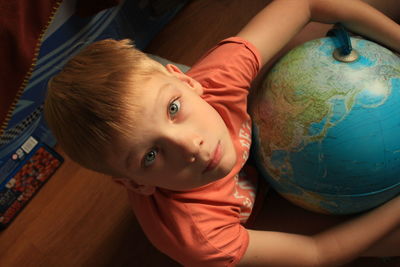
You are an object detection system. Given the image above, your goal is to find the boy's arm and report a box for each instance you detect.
[238,195,400,266]
[237,0,400,266]
[237,0,400,66]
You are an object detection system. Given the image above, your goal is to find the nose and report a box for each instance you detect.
[167,132,204,163]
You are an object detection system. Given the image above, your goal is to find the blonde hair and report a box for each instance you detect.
[44,39,169,172]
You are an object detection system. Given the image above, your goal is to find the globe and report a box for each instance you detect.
[252,36,400,215]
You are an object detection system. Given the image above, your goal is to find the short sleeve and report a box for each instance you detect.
[126,37,261,267]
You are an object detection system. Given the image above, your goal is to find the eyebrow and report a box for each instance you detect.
[151,83,172,116]
[125,150,135,170]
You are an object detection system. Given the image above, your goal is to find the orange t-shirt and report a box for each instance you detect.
[127,37,262,266]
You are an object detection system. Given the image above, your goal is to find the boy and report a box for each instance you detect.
[44,0,400,266]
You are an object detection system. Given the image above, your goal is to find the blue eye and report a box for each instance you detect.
[169,99,181,117]
[144,149,158,167]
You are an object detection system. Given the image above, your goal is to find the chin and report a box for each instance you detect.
[216,165,235,180]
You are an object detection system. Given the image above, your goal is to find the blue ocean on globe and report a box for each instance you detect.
[252,36,400,215]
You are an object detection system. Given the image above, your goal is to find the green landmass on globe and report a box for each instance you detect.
[253,36,400,214]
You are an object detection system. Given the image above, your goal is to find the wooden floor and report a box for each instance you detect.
[1,0,399,266]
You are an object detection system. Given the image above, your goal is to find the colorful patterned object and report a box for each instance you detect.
[252,37,400,215]
[0,143,62,228]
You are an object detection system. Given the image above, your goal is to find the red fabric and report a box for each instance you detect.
[0,0,59,134]
[0,0,121,136]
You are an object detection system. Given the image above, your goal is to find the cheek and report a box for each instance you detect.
[190,97,229,137]
[197,102,224,125]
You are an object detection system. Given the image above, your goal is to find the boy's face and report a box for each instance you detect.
[109,64,237,193]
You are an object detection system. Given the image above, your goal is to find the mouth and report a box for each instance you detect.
[203,141,222,174]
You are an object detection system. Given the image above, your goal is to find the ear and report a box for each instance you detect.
[112,177,155,196]
[166,64,203,95]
